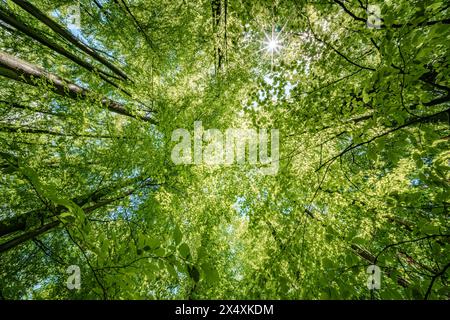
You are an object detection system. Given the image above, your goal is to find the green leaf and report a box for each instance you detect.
[362,90,370,103]
[147,237,160,249]
[178,243,190,259]
[173,226,182,245]
[166,263,178,279]
[189,265,200,283]
[420,224,440,234]
[201,263,219,283]
[154,248,166,257]
[352,236,366,245]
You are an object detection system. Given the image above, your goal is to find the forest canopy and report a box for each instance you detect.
[0,0,449,300]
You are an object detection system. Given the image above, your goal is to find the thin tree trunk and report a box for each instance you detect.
[0,170,157,239]
[0,51,155,123]
[0,182,153,254]
[10,0,131,82]
[115,0,154,49]
[0,8,132,96]
[0,220,60,254]
[350,244,410,288]
[0,125,131,139]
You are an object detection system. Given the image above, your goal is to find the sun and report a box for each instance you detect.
[258,25,285,68]
[264,34,282,54]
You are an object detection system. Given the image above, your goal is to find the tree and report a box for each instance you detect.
[0,0,448,300]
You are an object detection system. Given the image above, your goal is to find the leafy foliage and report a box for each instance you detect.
[0,0,449,300]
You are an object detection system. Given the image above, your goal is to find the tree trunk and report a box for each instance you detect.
[0,51,155,123]
[10,0,131,81]
[0,7,130,95]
